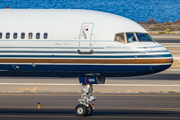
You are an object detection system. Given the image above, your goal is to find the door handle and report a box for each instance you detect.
[77,50,93,54]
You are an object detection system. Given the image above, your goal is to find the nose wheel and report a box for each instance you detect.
[75,104,93,116]
[75,84,95,116]
[86,104,93,116]
[75,104,87,116]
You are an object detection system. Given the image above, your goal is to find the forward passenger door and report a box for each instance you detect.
[78,23,94,54]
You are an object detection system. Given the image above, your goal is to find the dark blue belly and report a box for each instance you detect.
[0,64,171,77]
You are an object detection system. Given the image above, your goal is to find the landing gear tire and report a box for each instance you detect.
[86,104,93,116]
[75,84,96,116]
[75,104,87,116]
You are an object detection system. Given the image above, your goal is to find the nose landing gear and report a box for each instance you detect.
[75,84,95,116]
[75,76,105,116]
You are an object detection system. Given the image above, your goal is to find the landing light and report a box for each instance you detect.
[86,84,90,88]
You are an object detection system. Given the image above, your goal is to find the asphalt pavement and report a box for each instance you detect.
[154,38,180,43]
[0,93,180,120]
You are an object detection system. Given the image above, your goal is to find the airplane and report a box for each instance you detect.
[0,9,173,116]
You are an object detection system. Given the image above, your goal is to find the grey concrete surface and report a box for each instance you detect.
[154,38,180,41]
[151,34,180,39]
[0,93,180,120]
[155,40,180,43]
[161,43,180,47]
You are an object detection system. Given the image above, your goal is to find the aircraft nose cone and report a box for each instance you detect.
[149,47,173,73]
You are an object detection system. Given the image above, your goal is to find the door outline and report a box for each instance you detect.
[78,22,94,54]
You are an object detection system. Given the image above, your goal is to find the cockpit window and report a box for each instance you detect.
[126,33,137,43]
[136,33,153,42]
[114,33,125,44]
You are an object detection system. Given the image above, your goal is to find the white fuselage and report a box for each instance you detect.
[0,9,173,77]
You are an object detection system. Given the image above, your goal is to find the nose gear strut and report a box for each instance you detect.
[78,84,96,105]
[75,76,105,116]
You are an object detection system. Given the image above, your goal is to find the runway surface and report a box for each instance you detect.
[156,40,180,43]
[0,93,180,120]
[155,38,180,43]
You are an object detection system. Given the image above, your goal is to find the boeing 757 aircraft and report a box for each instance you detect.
[0,9,173,116]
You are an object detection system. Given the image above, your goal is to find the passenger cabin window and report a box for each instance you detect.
[6,33,10,39]
[136,33,153,42]
[126,33,137,43]
[28,33,33,39]
[21,33,25,39]
[114,33,125,44]
[0,33,2,39]
[36,33,40,39]
[13,33,17,39]
[44,33,48,39]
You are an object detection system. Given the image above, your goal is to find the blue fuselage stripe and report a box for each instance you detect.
[0,54,172,58]
[0,50,169,54]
